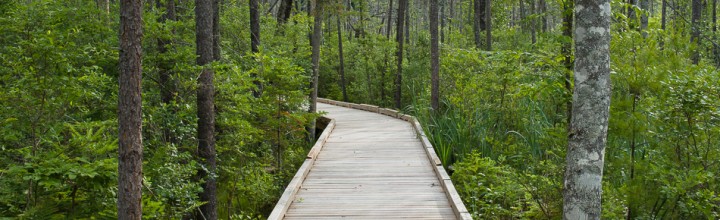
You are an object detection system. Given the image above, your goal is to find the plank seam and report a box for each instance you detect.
[316,98,472,220]
[267,116,336,220]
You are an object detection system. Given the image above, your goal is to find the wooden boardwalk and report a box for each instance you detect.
[269,99,470,220]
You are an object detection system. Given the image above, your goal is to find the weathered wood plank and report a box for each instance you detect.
[271,101,469,220]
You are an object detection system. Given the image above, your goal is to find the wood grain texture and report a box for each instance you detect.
[270,101,470,219]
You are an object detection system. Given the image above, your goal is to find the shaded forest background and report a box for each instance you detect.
[1,0,719,219]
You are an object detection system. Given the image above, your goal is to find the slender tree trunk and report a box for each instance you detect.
[641,0,648,37]
[213,0,220,60]
[277,0,293,24]
[404,0,410,45]
[431,0,440,111]
[531,0,536,44]
[250,0,263,97]
[309,0,323,139]
[157,0,177,144]
[539,0,547,32]
[473,0,485,48]
[395,0,407,109]
[440,0,446,43]
[387,0,393,38]
[519,0,526,31]
[337,14,348,102]
[660,0,666,48]
[195,0,217,219]
[714,0,719,67]
[692,0,702,64]
[118,0,143,218]
[250,0,260,53]
[485,0,492,51]
[562,0,573,126]
[563,0,612,218]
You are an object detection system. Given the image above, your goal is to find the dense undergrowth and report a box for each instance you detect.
[1,0,719,219]
[1,1,316,218]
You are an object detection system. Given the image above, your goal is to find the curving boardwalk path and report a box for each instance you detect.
[269,99,470,220]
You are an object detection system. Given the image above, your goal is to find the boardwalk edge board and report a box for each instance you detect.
[268,116,336,220]
[316,98,472,220]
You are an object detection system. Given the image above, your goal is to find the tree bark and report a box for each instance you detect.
[395,0,407,109]
[473,0,485,49]
[277,0,293,24]
[440,0,445,43]
[628,0,637,29]
[118,0,143,219]
[485,0,492,51]
[250,0,260,53]
[692,0,702,64]
[562,0,573,126]
[660,0,666,48]
[563,0,612,219]
[195,0,217,219]
[431,0,440,111]
[309,0,323,139]
[539,0,547,32]
[337,14,348,102]
[530,0,536,44]
[640,0,648,37]
[213,0,220,60]
[387,0,393,38]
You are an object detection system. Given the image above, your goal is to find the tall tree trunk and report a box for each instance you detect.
[309,0,323,139]
[692,0,702,64]
[473,0,485,48]
[562,0,573,126]
[714,0,719,67]
[157,0,177,144]
[250,0,260,53]
[195,0,217,219]
[485,0,492,51]
[640,0,648,37]
[395,0,407,109]
[519,0,526,31]
[530,0,536,44]
[277,0,293,24]
[440,0,446,43]
[118,0,143,219]
[404,0,410,44]
[387,0,393,38]
[213,0,220,60]
[660,0,666,48]
[431,0,440,111]
[539,0,547,32]
[250,0,263,97]
[337,14,348,102]
[563,0,612,218]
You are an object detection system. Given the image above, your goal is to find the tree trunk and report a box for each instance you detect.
[118,0,143,219]
[431,0,440,111]
[309,0,323,139]
[641,0,648,37]
[250,0,263,97]
[562,0,573,126]
[628,0,637,29]
[563,0,612,219]
[213,0,220,60]
[337,14,348,102]
[485,0,492,51]
[404,0,410,45]
[250,0,260,53]
[660,0,666,48]
[692,0,702,64]
[387,0,393,38]
[519,0,526,31]
[157,0,178,144]
[440,0,446,43]
[473,0,485,49]
[195,0,217,219]
[539,0,547,32]
[277,0,293,24]
[530,0,536,44]
[395,0,407,109]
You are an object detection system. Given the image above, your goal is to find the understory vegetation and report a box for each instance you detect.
[1,0,719,219]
